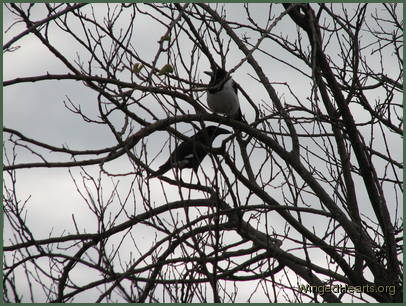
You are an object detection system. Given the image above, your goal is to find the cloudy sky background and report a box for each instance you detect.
[3,3,403,302]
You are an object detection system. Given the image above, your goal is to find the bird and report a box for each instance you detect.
[205,67,243,121]
[148,126,231,178]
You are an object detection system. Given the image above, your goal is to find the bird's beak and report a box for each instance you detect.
[218,128,231,135]
[204,71,212,76]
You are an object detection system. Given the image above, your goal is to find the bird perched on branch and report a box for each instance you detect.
[205,67,243,121]
[148,126,230,178]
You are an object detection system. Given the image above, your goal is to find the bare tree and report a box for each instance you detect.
[3,3,403,302]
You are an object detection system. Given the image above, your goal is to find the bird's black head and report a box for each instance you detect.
[205,126,231,137]
[195,126,231,144]
[205,67,228,86]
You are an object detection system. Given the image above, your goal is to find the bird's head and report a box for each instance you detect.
[194,126,231,147]
[204,67,228,86]
[203,126,231,138]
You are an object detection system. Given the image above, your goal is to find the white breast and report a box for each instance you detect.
[207,79,240,116]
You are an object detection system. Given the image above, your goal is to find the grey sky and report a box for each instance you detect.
[3,3,403,302]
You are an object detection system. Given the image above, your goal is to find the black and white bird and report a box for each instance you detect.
[205,67,243,121]
[148,126,230,178]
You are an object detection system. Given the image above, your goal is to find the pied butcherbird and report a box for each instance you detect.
[205,67,243,121]
[148,126,230,178]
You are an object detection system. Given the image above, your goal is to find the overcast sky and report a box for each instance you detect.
[3,3,403,302]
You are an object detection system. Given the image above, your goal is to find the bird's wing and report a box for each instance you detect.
[234,107,243,121]
[172,140,204,163]
[232,79,239,95]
